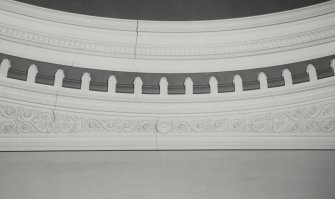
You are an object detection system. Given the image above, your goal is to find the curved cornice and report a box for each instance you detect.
[0,58,335,150]
[0,0,137,31]
[2,0,335,32]
[0,0,335,73]
[1,1,334,150]
[0,57,334,113]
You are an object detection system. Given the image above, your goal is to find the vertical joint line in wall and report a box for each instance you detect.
[51,57,76,120]
[51,87,60,131]
[46,87,60,146]
[155,131,158,150]
[155,115,159,150]
[134,19,139,103]
[134,19,139,60]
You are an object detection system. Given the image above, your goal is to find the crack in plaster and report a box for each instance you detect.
[133,20,140,103]
[134,19,139,60]
[133,20,159,149]
[48,79,62,148]
[48,57,77,146]
[132,20,160,149]
[155,116,159,150]
[134,20,140,103]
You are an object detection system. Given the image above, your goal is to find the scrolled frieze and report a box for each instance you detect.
[81,117,157,133]
[0,101,334,134]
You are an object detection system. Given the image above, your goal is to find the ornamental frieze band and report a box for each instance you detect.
[1,101,334,134]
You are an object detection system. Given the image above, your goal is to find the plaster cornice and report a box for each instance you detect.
[1,0,335,72]
[0,58,334,150]
[2,0,335,32]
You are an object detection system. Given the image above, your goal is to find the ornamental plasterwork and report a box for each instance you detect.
[0,101,334,135]
[0,24,135,55]
[1,23,335,58]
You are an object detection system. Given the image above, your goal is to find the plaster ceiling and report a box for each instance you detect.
[15,0,329,21]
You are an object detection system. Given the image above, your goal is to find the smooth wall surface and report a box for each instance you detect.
[0,151,334,199]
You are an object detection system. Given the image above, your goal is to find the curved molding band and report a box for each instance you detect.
[1,0,335,72]
[0,59,334,150]
[1,0,335,32]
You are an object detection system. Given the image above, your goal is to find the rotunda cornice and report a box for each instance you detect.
[0,1,335,150]
[0,0,335,72]
[0,57,334,150]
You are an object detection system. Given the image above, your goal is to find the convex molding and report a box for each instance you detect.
[1,0,335,72]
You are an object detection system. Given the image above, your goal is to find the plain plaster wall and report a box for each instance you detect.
[0,151,334,199]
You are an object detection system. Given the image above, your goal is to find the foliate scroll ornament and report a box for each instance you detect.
[120,119,136,132]
[139,120,155,133]
[189,120,210,132]
[304,121,319,133]
[1,105,18,119]
[318,119,335,132]
[156,120,173,134]
[83,119,101,131]
[0,103,78,134]
[19,108,34,120]
[0,121,16,133]
[32,112,54,133]
[0,102,334,134]
[102,119,117,131]
[52,114,78,133]
[175,121,191,133]
[263,103,334,133]
[249,114,271,133]
[272,112,291,133]
[82,118,118,132]
[212,119,228,132]
[230,119,245,131]
[321,104,335,117]
[81,117,156,133]
[16,120,35,134]
[316,104,335,132]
